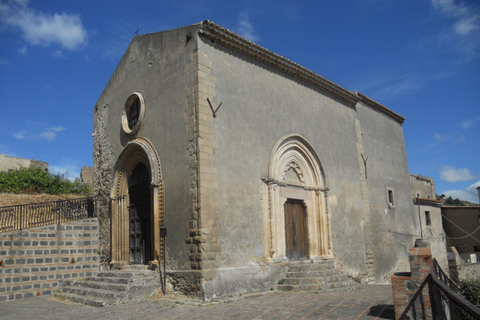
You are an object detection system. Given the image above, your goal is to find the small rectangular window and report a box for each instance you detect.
[387,187,395,208]
[425,211,431,226]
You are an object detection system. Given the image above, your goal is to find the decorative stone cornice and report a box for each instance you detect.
[355,92,406,124]
[261,177,329,193]
[200,20,360,105]
[305,186,330,193]
[261,177,287,187]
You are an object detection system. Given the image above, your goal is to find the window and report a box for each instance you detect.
[122,92,146,135]
[425,211,431,226]
[128,97,140,130]
[387,187,395,208]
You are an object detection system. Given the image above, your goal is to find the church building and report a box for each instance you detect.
[93,21,419,298]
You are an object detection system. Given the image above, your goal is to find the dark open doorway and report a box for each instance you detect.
[128,162,152,264]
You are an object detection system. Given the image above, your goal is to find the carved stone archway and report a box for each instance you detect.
[110,137,165,266]
[263,134,332,262]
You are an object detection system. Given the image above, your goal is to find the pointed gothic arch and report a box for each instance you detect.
[263,134,332,262]
[110,137,165,265]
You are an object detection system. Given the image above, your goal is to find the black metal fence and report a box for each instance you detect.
[431,258,480,319]
[0,197,96,233]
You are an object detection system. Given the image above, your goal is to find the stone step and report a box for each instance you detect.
[277,284,324,292]
[282,275,344,285]
[62,279,128,291]
[285,269,335,278]
[58,285,121,300]
[287,262,335,272]
[54,291,109,307]
[55,269,161,307]
[123,265,151,271]
[85,276,133,285]
[96,271,155,279]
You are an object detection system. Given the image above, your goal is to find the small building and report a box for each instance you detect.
[442,206,480,256]
[93,21,420,298]
[410,174,448,270]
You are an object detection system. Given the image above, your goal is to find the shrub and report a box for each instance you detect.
[0,168,90,195]
[459,279,480,307]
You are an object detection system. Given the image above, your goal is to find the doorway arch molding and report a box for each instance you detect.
[263,134,332,262]
[110,137,165,265]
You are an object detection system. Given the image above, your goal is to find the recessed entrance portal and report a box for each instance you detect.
[284,199,308,260]
[128,163,151,264]
[263,134,332,262]
[110,137,164,266]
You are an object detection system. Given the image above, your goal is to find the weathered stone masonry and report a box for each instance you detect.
[185,49,222,279]
[0,219,99,302]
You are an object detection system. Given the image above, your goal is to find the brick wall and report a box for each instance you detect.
[391,242,434,319]
[0,218,99,302]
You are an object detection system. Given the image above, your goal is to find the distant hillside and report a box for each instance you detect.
[437,195,479,207]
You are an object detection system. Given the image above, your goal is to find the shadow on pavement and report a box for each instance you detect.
[367,304,395,319]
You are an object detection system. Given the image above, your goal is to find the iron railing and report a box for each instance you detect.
[431,258,480,319]
[433,258,461,293]
[0,197,96,232]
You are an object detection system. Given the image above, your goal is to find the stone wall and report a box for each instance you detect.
[0,218,99,302]
[410,174,436,199]
[0,154,48,172]
[447,246,480,282]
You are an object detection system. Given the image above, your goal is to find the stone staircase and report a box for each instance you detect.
[277,260,357,293]
[54,265,161,306]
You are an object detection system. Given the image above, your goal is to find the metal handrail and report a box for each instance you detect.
[430,258,480,319]
[431,274,480,319]
[433,258,461,293]
[0,197,96,232]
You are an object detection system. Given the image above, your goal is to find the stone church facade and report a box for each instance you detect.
[93,21,418,297]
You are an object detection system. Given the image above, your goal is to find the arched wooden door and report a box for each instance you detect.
[284,199,308,260]
[128,162,152,264]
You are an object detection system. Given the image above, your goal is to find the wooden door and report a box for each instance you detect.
[128,163,151,264]
[284,200,308,260]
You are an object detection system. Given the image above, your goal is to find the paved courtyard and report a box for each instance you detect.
[0,285,394,320]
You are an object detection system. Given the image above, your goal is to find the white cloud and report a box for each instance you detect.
[13,124,66,141]
[432,0,468,18]
[0,57,10,65]
[454,15,480,35]
[440,165,477,182]
[18,45,27,56]
[13,130,26,140]
[40,131,56,141]
[47,126,66,132]
[443,180,480,203]
[462,115,480,129]
[51,50,65,59]
[40,126,66,140]
[0,0,88,51]
[236,11,260,43]
[434,133,448,141]
[431,0,480,58]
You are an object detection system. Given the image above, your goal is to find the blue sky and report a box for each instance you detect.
[0,0,479,203]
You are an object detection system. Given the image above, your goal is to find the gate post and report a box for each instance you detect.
[391,239,434,319]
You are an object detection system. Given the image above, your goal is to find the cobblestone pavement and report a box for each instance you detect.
[0,285,393,320]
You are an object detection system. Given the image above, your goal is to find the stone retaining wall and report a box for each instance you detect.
[0,218,99,302]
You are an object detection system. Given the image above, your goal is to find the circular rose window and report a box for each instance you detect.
[122,92,145,135]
